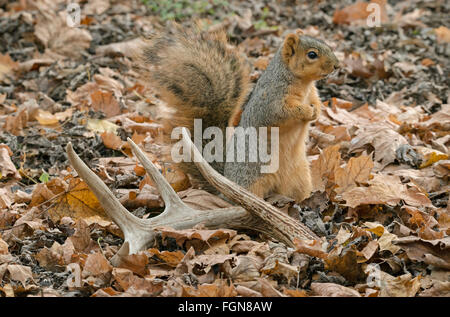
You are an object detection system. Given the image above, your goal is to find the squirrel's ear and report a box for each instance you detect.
[282,33,298,62]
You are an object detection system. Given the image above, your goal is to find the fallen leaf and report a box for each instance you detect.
[0,238,8,255]
[86,119,119,134]
[349,123,408,168]
[82,252,112,277]
[101,131,124,150]
[90,90,121,118]
[380,272,421,297]
[310,282,361,297]
[294,238,327,259]
[325,245,365,282]
[394,236,450,270]
[158,227,237,247]
[342,174,432,208]
[359,240,379,262]
[419,281,450,297]
[35,242,64,270]
[178,188,232,210]
[335,154,373,195]
[34,9,92,59]
[3,109,28,136]
[0,188,13,209]
[148,248,185,268]
[231,256,262,282]
[112,267,162,295]
[0,53,18,80]
[310,144,341,192]
[434,26,450,43]
[47,178,109,223]
[182,279,237,297]
[415,146,448,169]
[7,264,34,287]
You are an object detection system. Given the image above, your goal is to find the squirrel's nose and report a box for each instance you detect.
[334,63,340,70]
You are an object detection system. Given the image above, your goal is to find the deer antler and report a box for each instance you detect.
[65,128,318,263]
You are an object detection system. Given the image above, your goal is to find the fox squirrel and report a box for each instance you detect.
[141,25,339,202]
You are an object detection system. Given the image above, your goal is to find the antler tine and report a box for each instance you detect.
[180,128,319,242]
[126,138,193,216]
[66,143,154,254]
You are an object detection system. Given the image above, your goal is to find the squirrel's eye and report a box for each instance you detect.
[307,51,318,59]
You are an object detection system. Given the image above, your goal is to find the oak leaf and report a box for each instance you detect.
[335,154,373,195]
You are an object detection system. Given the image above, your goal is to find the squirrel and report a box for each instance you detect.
[141,24,339,202]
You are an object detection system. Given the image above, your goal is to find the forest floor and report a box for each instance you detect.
[0,0,449,297]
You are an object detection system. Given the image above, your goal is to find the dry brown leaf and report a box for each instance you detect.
[418,104,450,130]
[261,243,298,282]
[261,260,299,282]
[230,255,262,282]
[283,288,308,297]
[311,282,361,297]
[35,242,65,270]
[83,0,110,15]
[0,237,8,255]
[0,53,18,80]
[7,264,34,287]
[34,10,91,59]
[67,219,100,254]
[90,90,121,118]
[434,26,450,43]
[148,248,185,268]
[333,0,387,25]
[310,144,341,192]
[349,123,408,168]
[379,272,422,297]
[386,166,440,193]
[47,178,109,223]
[158,227,237,247]
[34,110,58,126]
[178,188,232,210]
[112,267,162,295]
[140,167,191,192]
[236,285,263,297]
[358,240,379,262]
[29,183,56,207]
[96,38,145,58]
[335,154,374,195]
[0,283,15,297]
[419,281,450,297]
[121,117,162,135]
[182,279,237,297]
[325,246,365,282]
[342,174,432,208]
[35,108,73,126]
[121,185,163,210]
[293,238,327,259]
[91,287,122,297]
[3,108,28,136]
[0,188,13,209]
[190,254,236,275]
[415,146,448,169]
[101,131,124,150]
[394,236,450,270]
[82,252,112,277]
[258,278,284,297]
[114,252,149,276]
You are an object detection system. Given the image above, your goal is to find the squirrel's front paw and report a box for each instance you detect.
[298,103,319,121]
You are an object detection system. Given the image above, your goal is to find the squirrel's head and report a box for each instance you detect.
[281,31,339,81]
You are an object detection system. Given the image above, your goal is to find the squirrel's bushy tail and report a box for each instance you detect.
[140,24,250,186]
